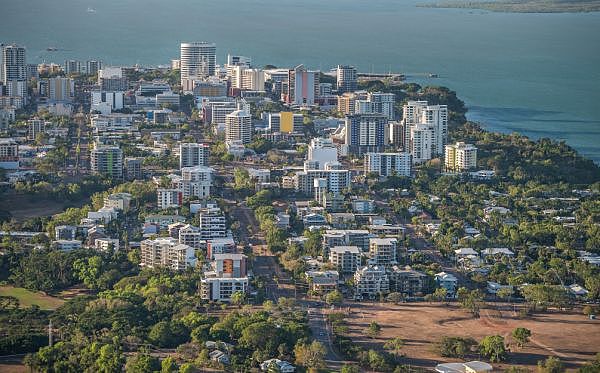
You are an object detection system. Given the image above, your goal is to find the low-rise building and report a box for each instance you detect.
[354,265,389,299]
[140,237,196,271]
[389,266,428,296]
[435,272,458,296]
[369,237,398,266]
[305,270,339,294]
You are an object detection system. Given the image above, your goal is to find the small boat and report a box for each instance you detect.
[46,47,58,52]
[428,73,439,78]
[87,7,96,13]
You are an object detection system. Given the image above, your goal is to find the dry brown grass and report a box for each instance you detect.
[342,301,600,370]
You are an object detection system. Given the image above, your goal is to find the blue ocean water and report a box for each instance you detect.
[1,0,599,162]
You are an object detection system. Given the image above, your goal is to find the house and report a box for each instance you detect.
[95,238,120,252]
[327,212,355,229]
[209,350,230,365]
[454,247,478,260]
[351,198,375,213]
[436,361,493,373]
[435,272,458,296]
[276,212,290,229]
[567,284,589,298]
[481,248,514,263]
[53,239,82,251]
[303,213,328,228]
[260,359,296,372]
[486,281,513,295]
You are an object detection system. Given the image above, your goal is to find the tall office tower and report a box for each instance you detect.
[445,142,477,172]
[180,42,217,84]
[91,146,123,179]
[336,65,357,93]
[1,44,27,104]
[344,113,389,155]
[409,123,435,164]
[64,60,82,74]
[85,60,102,75]
[180,143,210,168]
[48,77,75,102]
[225,110,252,144]
[364,152,412,177]
[284,64,319,106]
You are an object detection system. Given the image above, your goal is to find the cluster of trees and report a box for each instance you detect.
[436,334,508,362]
[246,190,288,253]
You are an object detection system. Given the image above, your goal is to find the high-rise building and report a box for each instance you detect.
[157,188,182,209]
[354,92,395,120]
[64,60,81,74]
[48,77,75,102]
[307,137,338,169]
[336,65,357,93]
[90,145,123,179]
[180,143,210,168]
[85,60,102,76]
[284,65,319,106]
[97,67,128,91]
[364,152,412,177]
[225,110,252,144]
[402,101,448,162]
[409,123,435,164]
[180,166,213,199]
[268,112,303,133]
[1,44,27,104]
[227,54,251,67]
[369,238,398,266]
[180,42,216,85]
[344,113,389,155]
[140,237,196,271]
[228,66,265,91]
[445,142,477,171]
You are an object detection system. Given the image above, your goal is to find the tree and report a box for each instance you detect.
[341,364,361,373]
[96,343,125,373]
[435,336,476,358]
[148,321,189,348]
[479,335,507,362]
[582,305,596,317]
[537,356,564,373]
[326,290,343,305]
[384,337,405,357]
[230,290,246,308]
[267,360,282,373]
[294,341,326,369]
[432,287,448,302]
[125,353,160,373]
[387,292,403,304]
[511,327,532,348]
[365,321,382,339]
[161,357,178,373]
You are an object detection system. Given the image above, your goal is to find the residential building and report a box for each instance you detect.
[402,101,448,161]
[180,42,216,86]
[345,113,389,155]
[55,225,76,240]
[0,138,19,169]
[225,110,252,144]
[197,206,227,239]
[354,265,389,299]
[435,272,458,296]
[369,238,398,266]
[268,112,303,133]
[305,270,339,293]
[47,77,74,102]
[91,90,124,113]
[355,92,395,120]
[283,64,319,106]
[307,137,338,169]
[409,123,435,164]
[124,157,143,180]
[98,67,128,91]
[206,237,236,260]
[157,188,182,209]
[329,246,361,273]
[364,152,412,177]
[201,276,248,302]
[336,65,357,93]
[180,143,210,168]
[323,229,373,252]
[389,266,428,296]
[53,240,82,251]
[260,359,295,373]
[103,192,132,211]
[351,198,375,213]
[140,237,196,270]
[27,118,45,141]
[90,146,123,179]
[295,162,350,201]
[1,44,27,104]
[445,142,477,171]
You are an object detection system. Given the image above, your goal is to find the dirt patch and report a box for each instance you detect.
[342,301,600,370]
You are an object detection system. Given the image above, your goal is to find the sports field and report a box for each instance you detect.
[0,285,64,310]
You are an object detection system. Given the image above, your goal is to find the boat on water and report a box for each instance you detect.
[87,7,96,13]
[46,47,58,52]
[428,73,439,78]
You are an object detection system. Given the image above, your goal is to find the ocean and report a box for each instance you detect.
[1,0,599,162]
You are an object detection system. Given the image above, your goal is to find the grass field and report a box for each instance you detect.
[342,301,600,370]
[0,285,64,310]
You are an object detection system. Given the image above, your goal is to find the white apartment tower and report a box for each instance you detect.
[225,110,252,144]
[364,152,412,177]
[402,101,448,163]
[180,42,217,84]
